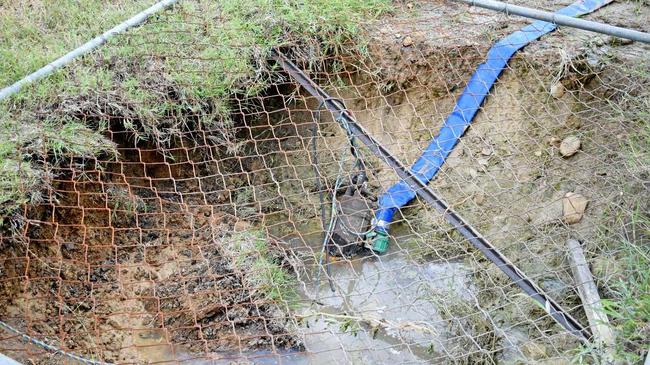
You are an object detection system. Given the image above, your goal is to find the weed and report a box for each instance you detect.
[599,211,650,363]
[0,114,115,225]
[428,290,500,363]
[224,230,299,307]
[338,317,362,335]
[0,0,154,87]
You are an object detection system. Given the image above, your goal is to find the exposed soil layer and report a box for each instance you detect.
[0,136,300,363]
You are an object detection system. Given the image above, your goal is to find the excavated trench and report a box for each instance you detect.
[1,3,649,363]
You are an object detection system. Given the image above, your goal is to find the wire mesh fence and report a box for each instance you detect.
[0,1,648,364]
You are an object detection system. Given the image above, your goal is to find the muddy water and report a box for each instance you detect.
[134,219,475,364]
[283,226,475,364]
[133,328,309,364]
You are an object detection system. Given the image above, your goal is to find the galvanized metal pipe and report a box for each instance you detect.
[0,0,181,102]
[453,0,650,44]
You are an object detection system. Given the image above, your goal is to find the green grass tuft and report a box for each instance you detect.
[225,230,299,306]
[0,0,392,224]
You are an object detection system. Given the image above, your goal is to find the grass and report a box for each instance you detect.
[224,230,299,306]
[600,225,650,364]
[0,0,392,225]
[598,75,650,362]
[0,116,116,225]
[0,0,155,87]
[573,62,650,364]
[572,209,650,364]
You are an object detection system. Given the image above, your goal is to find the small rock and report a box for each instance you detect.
[394,33,401,39]
[477,157,489,167]
[538,358,571,365]
[402,36,414,47]
[591,256,622,279]
[559,135,581,157]
[550,82,565,98]
[541,278,572,297]
[406,2,414,9]
[608,36,633,46]
[480,147,493,156]
[107,318,123,330]
[565,116,582,129]
[534,150,543,157]
[563,192,589,224]
[468,167,478,179]
[474,193,485,205]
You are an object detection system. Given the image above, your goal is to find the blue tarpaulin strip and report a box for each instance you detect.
[374,0,611,230]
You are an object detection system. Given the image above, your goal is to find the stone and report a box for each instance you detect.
[591,256,622,279]
[550,82,565,98]
[521,340,547,359]
[565,115,582,129]
[480,147,493,156]
[559,135,581,157]
[548,136,560,146]
[534,150,543,157]
[402,35,414,47]
[608,36,634,46]
[538,359,571,365]
[563,192,589,224]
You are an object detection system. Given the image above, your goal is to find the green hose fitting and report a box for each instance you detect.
[366,229,389,254]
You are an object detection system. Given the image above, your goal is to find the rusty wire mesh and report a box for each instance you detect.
[1,1,649,364]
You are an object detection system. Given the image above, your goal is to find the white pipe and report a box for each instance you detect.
[453,0,650,44]
[0,0,181,101]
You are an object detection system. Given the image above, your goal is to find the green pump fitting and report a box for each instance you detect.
[366,230,389,254]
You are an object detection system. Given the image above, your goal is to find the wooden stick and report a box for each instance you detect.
[567,239,615,349]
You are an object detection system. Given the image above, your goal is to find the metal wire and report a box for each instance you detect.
[2,1,648,363]
[0,320,113,365]
[0,0,181,101]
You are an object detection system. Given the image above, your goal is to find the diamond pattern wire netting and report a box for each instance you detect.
[0,1,648,364]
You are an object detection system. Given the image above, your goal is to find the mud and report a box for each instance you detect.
[0,138,300,364]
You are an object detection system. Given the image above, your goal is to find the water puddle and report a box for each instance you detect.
[134,328,309,364]
[135,219,477,364]
[284,230,475,364]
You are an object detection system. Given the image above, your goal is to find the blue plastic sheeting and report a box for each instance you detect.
[373,0,611,231]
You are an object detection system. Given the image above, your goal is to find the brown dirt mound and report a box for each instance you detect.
[0,136,300,364]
